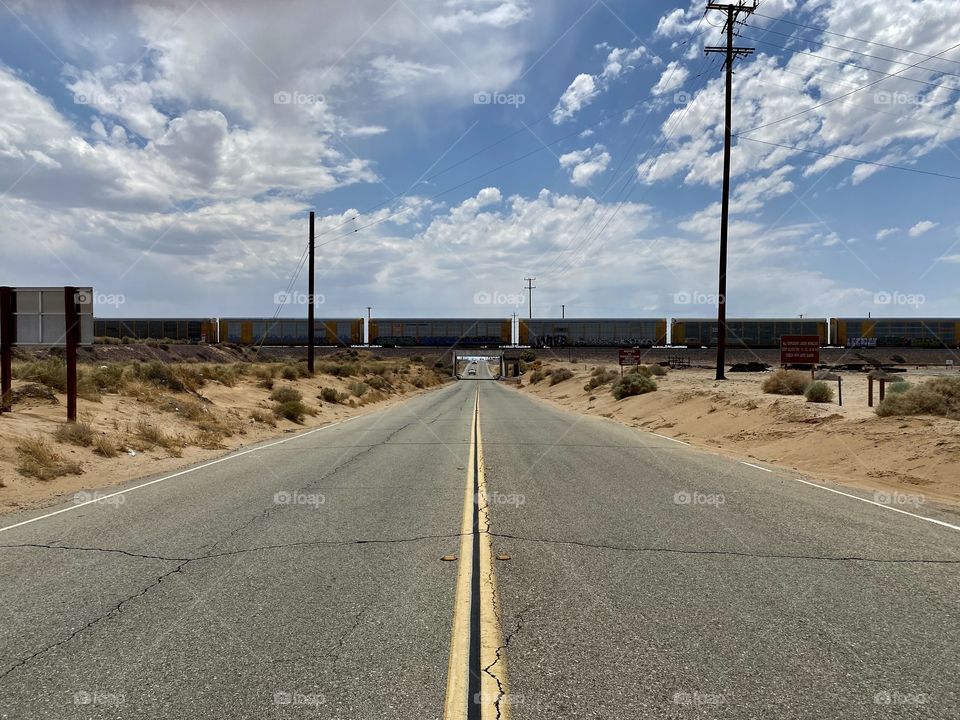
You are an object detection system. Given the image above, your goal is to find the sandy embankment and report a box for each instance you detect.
[518,363,960,510]
[0,362,450,516]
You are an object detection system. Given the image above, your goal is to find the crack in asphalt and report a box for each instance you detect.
[0,532,464,680]
[486,533,960,564]
[482,607,528,720]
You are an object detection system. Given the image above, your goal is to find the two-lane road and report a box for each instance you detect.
[1,372,957,718]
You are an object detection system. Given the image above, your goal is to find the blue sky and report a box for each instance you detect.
[0,0,958,321]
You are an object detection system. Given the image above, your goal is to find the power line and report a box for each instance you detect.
[734,135,960,181]
[738,39,960,136]
[752,10,960,66]
[738,34,960,92]
[742,21,960,79]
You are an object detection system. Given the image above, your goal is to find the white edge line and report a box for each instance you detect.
[651,432,689,445]
[791,477,960,532]
[0,416,361,535]
[741,461,772,473]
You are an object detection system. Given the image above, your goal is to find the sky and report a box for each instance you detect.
[0,0,958,321]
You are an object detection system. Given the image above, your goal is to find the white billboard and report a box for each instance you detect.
[5,287,94,346]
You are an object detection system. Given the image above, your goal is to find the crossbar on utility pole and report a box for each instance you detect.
[705,1,756,380]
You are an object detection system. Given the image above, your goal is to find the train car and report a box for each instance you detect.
[518,318,667,348]
[830,318,960,348]
[218,318,363,346]
[93,318,218,343]
[671,318,828,348]
[368,318,510,347]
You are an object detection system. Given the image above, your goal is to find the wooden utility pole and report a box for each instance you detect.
[307,211,316,374]
[0,287,12,413]
[705,2,756,380]
[524,277,536,319]
[64,286,80,421]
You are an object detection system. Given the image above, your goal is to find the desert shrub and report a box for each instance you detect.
[527,370,544,384]
[366,375,389,390]
[130,361,198,392]
[253,365,277,381]
[626,365,653,378]
[649,364,668,377]
[611,373,657,400]
[55,419,95,447]
[92,434,119,458]
[584,368,618,391]
[270,386,302,403]
[85,364,126,393]
[14,359,67,391]
[412,377,426,388]
[281,364,300,380]
[805,381,834,403]
[548,368,574,386]
[258,377,275,390]
[273,399,309,423]
[16,437,82,480]
[203,364,241,387]
[319,387,341,403]
[348,381,369,397]
[761,370,810,395]
[192,430,226,449]
[411,355,424,363]
[250,409,277,426]
[887,381,911,395]
[876,377,960,420]
[135,419,180,454]
[520,349,537,362]
[318,361,359,377]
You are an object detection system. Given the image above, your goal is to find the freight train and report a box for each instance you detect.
[91,316,960,349]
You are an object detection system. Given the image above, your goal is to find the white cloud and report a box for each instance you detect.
[432,1,531,34]
[551,74,598,124]
[875,227,899,240]
[908,220,938,237]
[559,144,611,186]
[651,60,688,96]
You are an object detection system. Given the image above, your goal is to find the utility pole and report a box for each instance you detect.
[307,210,315,374]
[561,304,566,319]
[524,277,536,319]
[366,306,372,346]
[705,1,756,381]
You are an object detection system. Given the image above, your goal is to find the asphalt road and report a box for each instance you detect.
[0,362,957,719]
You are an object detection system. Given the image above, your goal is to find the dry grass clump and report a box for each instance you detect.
[192,429,227,449]
[250,409,277,426]
[648,364,668,377]
[804,381,834,403]
[548,368,574,386]
[201,363,244,387]
[54,419,96,447]
[319,387,348,403]
[876,377,960,420]
[761,370,810,395]
[270,386,303,403]
[584,367,618,391]
[13,359,68,391]
[134,419,182,455]
[348,381,369,397]
[16,437,83,480]
[611,373,657,400]
[92,434,120,458]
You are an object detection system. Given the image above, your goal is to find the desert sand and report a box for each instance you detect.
[517,362,960,512]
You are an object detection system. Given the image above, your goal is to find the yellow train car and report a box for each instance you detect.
[218,318,362,346]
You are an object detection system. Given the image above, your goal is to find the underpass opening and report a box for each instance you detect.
[453,353,503,380]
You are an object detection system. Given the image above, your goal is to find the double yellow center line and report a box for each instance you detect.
[444,385,512,720]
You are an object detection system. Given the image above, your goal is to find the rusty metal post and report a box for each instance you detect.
[868,376,873,407]
[837,376,842,407]
[0,286,12,412]
[880,379,886,402]
[64,286,79,422]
